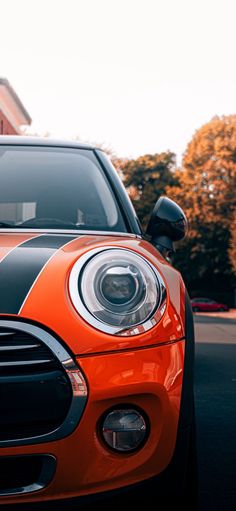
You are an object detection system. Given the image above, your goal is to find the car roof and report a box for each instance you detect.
[0,135,97,150]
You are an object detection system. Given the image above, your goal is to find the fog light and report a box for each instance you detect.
[101,408,148,452]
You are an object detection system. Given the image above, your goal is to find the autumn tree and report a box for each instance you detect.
[168,115,236,302]
[122,152,178,229]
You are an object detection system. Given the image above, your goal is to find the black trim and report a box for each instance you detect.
[0,454,56,496]
[0,235,77,314]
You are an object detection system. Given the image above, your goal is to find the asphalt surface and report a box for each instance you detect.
[194,313,236,511]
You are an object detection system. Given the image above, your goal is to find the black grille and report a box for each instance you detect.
[0,326,72,441]
[0,328,59,371]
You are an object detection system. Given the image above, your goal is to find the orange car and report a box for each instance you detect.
[0,137,196,509]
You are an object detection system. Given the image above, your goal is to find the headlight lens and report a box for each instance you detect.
[69,248,166,335]
[99,266,142,306]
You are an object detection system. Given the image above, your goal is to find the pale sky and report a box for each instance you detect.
[1,0,236,162]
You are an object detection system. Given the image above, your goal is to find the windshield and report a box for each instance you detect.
[0,146,126,232]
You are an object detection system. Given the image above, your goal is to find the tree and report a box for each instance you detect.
[183,115,236,223]
[122,151,178,229]
[167,115,236,303]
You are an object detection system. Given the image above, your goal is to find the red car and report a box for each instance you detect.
[191,298,229,312]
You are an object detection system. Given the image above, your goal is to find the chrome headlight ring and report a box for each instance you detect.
[69,247,167,336]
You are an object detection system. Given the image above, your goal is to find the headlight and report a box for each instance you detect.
[69,248,166,335]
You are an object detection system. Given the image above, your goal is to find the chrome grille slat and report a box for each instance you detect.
[0,344,40,350]
[0,328,55,366]
[0,359,53,367]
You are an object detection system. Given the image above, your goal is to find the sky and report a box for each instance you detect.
[1,0,236,163]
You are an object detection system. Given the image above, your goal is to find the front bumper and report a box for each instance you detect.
[0,335,185,506]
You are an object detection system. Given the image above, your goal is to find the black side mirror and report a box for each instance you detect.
[146,196,187,257]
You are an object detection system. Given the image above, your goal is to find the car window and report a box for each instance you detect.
[0,146,127,232]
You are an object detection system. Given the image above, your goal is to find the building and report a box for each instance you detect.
[0,78,31,135]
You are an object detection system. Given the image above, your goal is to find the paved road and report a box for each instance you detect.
[194,314,236,511]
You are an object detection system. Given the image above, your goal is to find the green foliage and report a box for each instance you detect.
[122,152,178,228]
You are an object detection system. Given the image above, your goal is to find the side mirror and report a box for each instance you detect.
[146,196,188,257]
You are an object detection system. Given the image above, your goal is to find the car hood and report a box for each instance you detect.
[0,232,185,355]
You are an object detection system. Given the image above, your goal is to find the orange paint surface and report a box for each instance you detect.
[0,340,185,505]
[18,235,185,354]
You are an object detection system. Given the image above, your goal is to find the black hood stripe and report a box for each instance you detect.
[0,235,37,264]
[0,235,78,314]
